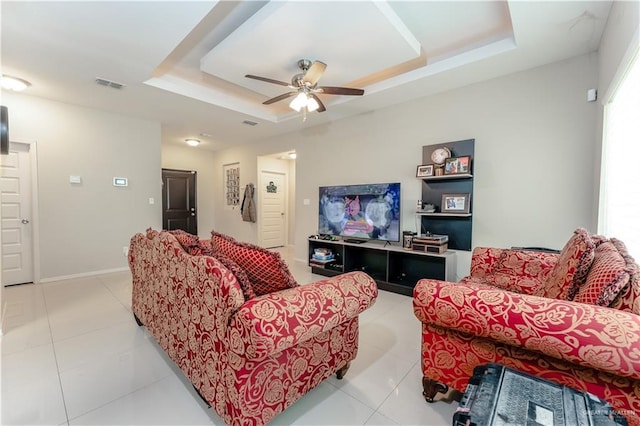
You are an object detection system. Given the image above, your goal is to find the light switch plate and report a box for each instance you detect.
[113,177,128,187]
[69,175,81,184]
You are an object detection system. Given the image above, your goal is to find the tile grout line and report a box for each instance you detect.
[40,282,71,426]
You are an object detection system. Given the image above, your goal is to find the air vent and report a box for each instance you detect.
[242,120,258,126]
[95,78,125,90]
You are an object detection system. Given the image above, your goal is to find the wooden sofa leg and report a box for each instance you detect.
[422,377,448,402]
[133,313,144,327]
[336,362,351,380]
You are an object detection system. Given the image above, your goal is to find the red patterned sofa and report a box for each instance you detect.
[129,230,378,425]
[413,229,640,424]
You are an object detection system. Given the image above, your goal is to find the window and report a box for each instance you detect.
[600,49,640,259]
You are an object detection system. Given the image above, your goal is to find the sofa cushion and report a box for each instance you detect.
[574,239,637,306]
[461,273,545,295]
[211,230,298,296]
[534,228,595,300]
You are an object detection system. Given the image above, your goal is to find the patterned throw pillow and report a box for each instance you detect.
[211,230,298,296]
[168,229,200,253]
[214,253,257,300]
[534,228,596,300]
[574,239,638,306]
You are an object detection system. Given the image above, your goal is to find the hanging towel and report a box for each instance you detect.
[241,183,256,223]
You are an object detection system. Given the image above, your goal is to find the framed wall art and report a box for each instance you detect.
[416,164,434,178]
[223,162,240,209]
[444,155,471,175]
[441,193,471,214]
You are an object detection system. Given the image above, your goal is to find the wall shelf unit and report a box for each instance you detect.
[419,139,475,251]
[308,238,457,296]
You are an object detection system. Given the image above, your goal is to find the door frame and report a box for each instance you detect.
[257,169,288,248]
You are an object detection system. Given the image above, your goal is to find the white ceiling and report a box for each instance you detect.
[1,1,612,151]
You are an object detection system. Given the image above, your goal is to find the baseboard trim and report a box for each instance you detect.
[40,267,130,283]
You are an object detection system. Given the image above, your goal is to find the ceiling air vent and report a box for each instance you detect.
[95,77,125,90]
[242,120,258,126]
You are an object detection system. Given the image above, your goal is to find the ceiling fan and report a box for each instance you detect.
[245,59,364,114]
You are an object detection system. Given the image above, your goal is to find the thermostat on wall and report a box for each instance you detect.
[113,177,128,187]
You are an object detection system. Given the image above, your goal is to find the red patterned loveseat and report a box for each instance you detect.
[129,230,378,425]
[413,229,640,424]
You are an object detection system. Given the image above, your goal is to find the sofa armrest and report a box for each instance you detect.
[228,271,378,362]
[413,279,640,380]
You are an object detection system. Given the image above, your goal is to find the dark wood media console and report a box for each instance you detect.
[308,238,457,296]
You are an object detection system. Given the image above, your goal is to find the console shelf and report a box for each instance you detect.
[308,238,457,296]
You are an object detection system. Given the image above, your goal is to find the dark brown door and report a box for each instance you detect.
[162,169,197,234]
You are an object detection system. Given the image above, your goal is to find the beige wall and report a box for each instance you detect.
[161,144,217,239]
[598,0,639,100]
[1,93,162,281]
[213,53,600,278]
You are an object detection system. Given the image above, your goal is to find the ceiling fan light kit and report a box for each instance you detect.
[245,59,364,117]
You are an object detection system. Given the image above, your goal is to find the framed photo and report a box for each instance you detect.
[416,164,434,178]
[444,155,471,175]
[441,193,471,214]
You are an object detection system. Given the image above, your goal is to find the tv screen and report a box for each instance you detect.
[1,106,8,155]
[319,182,401,242]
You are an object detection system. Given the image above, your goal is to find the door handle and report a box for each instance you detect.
[21,219,30,224]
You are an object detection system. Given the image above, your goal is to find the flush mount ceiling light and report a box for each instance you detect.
[1,74,31,91]
[185,138,200,147]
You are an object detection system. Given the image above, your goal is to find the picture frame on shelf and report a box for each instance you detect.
[444,155,471,175]
[441,193,471,214]
[416,164,434,178]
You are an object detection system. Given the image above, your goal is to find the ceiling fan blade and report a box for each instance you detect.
[263,91,297,105]
[318,86,365,96]
[245,74,290,87]
[303,61,327,86]
[309,94,326,112]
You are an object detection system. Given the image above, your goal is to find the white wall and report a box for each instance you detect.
[1,93,162,281]
[161,144,217,239]
[212,53,599,278]
[598,1,639,99]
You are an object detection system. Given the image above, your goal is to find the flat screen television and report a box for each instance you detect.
[318,182,401,242]
[1,106,8,155]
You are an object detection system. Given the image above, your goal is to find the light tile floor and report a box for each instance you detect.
[1,247,457,425]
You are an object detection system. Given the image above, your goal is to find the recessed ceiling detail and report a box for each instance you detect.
[146,0,515,123]
[200,1,421,97]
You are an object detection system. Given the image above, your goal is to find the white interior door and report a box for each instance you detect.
[259,171,286,248]
[1,143,34,286]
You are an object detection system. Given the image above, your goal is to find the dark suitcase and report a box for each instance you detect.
[453,364,628,426]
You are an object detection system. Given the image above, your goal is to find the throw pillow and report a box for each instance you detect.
[211,230,298,296]
[574,239,637,306]
[534,228,596,300]
[168,229,200,253]
[214,253,257,300]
